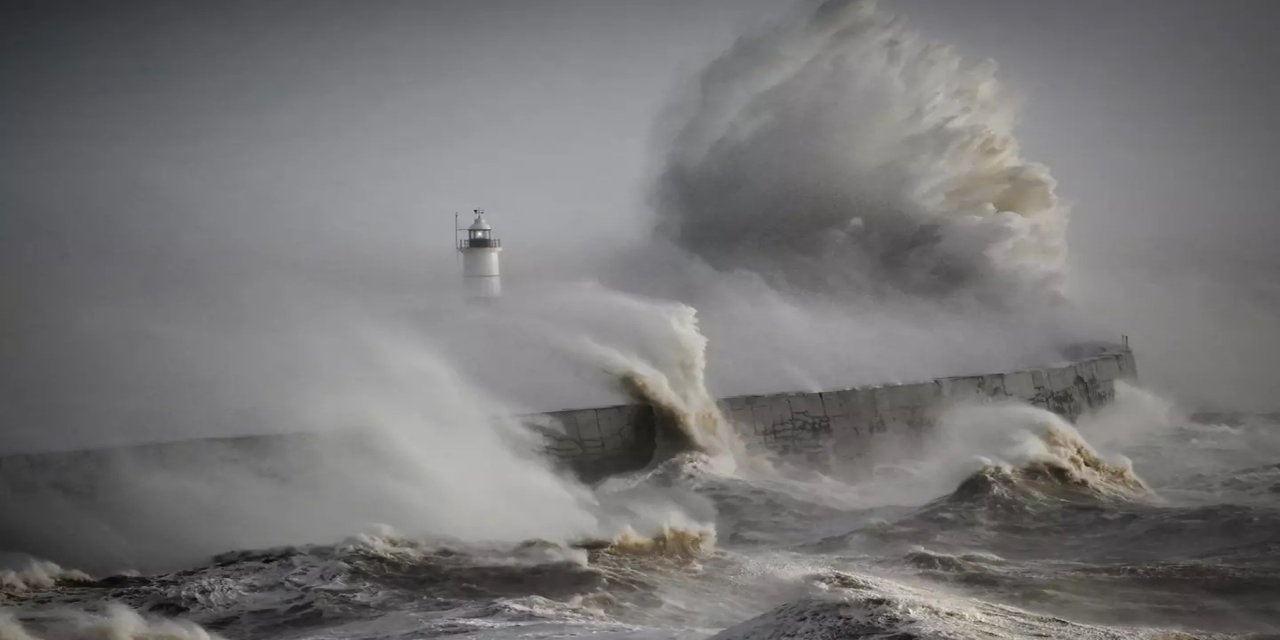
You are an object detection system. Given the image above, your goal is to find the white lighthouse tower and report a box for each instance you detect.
[457,209,502,298]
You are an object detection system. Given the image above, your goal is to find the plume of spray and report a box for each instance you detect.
[839,400,1151,509]
[434,281,757,470]
[1,273,740,574]
[0,293,608,573]
[653,0,1068,303]
[600,0,1095,411]
[343,285,741,554]
[0,560,89,596]
[1073,381,1182,453]
[0,605,221,640]
[570,292,749,465]
[1075,383,1280,504]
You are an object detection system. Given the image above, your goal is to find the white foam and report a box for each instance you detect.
[0,561,89,595]
[655,0,1067,302]
[0,605,221,640]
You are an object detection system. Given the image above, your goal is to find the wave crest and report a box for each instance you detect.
[715,571,1141,640]
[585,298,765,472]
[0,605,221,640]
[1,560,90,597]
[585,525,716,560]
[902,547,1006,573]
[949,421,1152,509]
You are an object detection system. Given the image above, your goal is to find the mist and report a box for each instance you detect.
[2,0,1278,577]
[2,0,1079,454]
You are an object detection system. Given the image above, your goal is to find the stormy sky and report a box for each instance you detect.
[3,0,1279,451]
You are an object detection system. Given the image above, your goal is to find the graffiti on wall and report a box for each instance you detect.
[770,410,833,437]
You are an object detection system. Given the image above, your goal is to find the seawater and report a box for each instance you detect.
[3,385,1278,640]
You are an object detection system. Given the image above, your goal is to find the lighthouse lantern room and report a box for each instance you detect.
[457,209,503,298]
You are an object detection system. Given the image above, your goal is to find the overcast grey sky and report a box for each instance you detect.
[3,0,1279,449]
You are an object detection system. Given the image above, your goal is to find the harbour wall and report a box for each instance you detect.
[531,344,1137,479]
[0,345,1137,490]
[0,344,1136,568]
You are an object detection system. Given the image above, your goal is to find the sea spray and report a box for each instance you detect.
[583,301,745,462]
[474,282,761,469]
[0,605,222,640]
[0,561,90,597]
[0,281,750,577]
[585,304,784,478]
[654,0,1067,302]
[1075,381,1181,451]
[823,400,1154,510]
[0,313,604,573]
[1078,383,1280,506]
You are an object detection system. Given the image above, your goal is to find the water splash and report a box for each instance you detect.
[582,525,716,561]
[655,0,1067,302]
[950,420,1153,508]
[0,561,90,597]
[573,292,755,469]
[0,605,222,640]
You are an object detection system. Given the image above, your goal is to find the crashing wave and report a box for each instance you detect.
[902,547,1006,573]
[0,560,91,597]
[714,570,1183,640]
[578,524,716,561]
[947,421,1152,510]
[0,605,221,640]
[583,295,767,472]
[654,0,1067,302]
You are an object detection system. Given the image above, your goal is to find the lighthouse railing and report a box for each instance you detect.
[458,238,501,250]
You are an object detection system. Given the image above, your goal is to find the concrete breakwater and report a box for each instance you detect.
[0,345,1136,496]
[0,343,1135,564]
[529,343,1137,479]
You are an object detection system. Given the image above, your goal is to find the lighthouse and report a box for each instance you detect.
[457,209,502,298]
